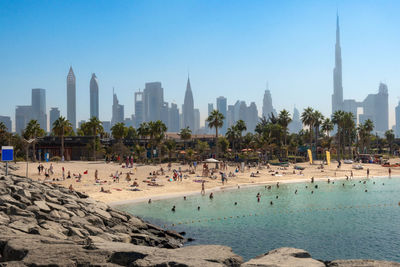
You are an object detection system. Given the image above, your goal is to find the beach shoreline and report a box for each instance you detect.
[8,160,400,205]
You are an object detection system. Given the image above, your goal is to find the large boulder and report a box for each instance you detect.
[326,259,400,267]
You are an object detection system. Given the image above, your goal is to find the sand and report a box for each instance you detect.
[9,159,400,205]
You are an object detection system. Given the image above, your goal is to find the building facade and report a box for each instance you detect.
[143,82,164,122]
[183,77,194,131]
[395,101,400,138]
[67,67,76,130]
[90,73,99,119]
[15,105,32,134]
[262,88,276,119]
[49,107,60,131]
[31,88,47,132]
[134,91,144,128]
[111,90,124,126]
[332,15,343,114]
[0,116,12,132]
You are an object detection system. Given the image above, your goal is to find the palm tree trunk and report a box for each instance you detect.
[61,134,64,160]
[215,128,219,159]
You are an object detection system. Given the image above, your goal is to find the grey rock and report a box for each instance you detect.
[33,200,51,212]
[8,217,38,233]
[16,189,31,199]
[0,211,10,224]
[242,247,325,267]
[327,259,400,267]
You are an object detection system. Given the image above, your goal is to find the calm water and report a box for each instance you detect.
[116,177,400,262]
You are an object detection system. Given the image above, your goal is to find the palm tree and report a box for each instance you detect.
[138,122,150,139]
[226,126,239,153]
[278,109,292,146]
[24,120,45,161]
[206,110,225,158]
[111,122,127,141]
[342,112,355,158]
[235,120,247,150]
[148,120,167,161]
[332,110,345,160]
[52,116,73,160]
[364,119,374,153]
[301,107,315,154]
[321,118,334,138]
[384,129,395,155]
[312,110,324,159]
[179,127,192,149]
[86,117,103,160]
[164,139,176,162]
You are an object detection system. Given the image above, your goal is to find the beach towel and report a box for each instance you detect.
[84,170,88,174]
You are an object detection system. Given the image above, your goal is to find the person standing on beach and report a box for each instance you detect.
[367,168,370,178]
[62,167,65,180]
[95,169,98,182]
[389,168,392,178]
[201,181,205,195]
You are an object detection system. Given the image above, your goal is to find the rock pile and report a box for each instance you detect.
[0,172,399,266]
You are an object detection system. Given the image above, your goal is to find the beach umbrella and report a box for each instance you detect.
[204,158,219,163]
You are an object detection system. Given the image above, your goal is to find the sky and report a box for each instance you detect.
[0,0,399,131]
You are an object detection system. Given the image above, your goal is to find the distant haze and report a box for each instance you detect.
[0,0,399,128]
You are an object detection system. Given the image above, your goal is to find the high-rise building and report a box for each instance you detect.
[168,103,180,132]
[67,67,76,130]
[358,83,389,135]
[90,73,99,119]
[183,77,194,131]
[49,107,60,131]
[124,116,134,128]
[194,108,200,133]
[332,15,343,114]
[0,116,12,132]
[31,88,47,132]
[160,102,169,127]
[216,97,227,135]
[144,82,164,122]
[395,101,400,138]
[227,105,234,128]
[134,91,144,127]
[15,105,32,134]
[247,102,258,133]
[206,103,214,133]
[111,90,124,126]
[262,87,276,119]
[102,121,111,133]
[288,107,302,133]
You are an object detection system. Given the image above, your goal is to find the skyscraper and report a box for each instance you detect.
[49,107,60,131]
[168,103,180,132]
[247,102,258,133]
[288,107,302,133]
[134,91,144,127]
[31,88,47,132]
[90,73,99,119]
[15,105,32,134]
[206,103,214,133]
[143,82,164,122]
[332,15,343,113]
[0,116,12,132]
[183,77,194,131]
[216,96,227,135]
[67,67,76,130]
[395,101,400,138]
[111,89,124,126]
[194,108,200,133]
[262,87,276,119]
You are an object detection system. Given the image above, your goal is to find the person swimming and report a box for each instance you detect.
[295,189,298,194]
[148,199,152,204]
[209,193,214,199]
[311,191,314,194]
[311,177,314,183]
[184,196,187,200]
[276,195,279,199]
[315,185,318,189]
[257,196,260,202]
[197,206,200,211]
[270,201,273,205]
[327,178,331,183]
[171,205,176,212]
[234,202,237,205]
[276,182,280,188]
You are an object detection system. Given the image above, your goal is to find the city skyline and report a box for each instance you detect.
[1,1,399,131]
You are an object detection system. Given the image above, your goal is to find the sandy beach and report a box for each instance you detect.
[9,159,400,205]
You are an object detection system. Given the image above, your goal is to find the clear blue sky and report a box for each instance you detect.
[1,0,399,130]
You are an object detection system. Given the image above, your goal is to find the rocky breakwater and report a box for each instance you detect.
[0,173,242,266]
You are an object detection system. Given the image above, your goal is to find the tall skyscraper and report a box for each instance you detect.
[168,103,180,132]
[206,103,214,133]
[15,105,32,134]
[67,67,76,130]
[247,102,258,133]
[262,87,276,119]
[395,101,400,138]
[288,107,302,133]
[0,116,12,132]
[194,108,200,133]
[183,77,194,131]
[216,96,227,135]
[332,15,343,113]
[49,107,60,131]
[227,105,234,128]
[143,82,164,122]
[111,89,124,126]
[90,73,99,119]
[31,88,47,132]
[134,91,144,127]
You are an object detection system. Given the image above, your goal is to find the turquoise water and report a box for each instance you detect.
[116,177,400,262]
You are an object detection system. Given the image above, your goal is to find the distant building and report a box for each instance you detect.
[262,88,276,119]
[160,102,169,127]
[247,102,258,133]
[124,116,134,128]
[31,88,47,132]
[216,96,227,135]
[194,108,200,133]
[49,107,60,131]
[288,107,302,133]
[168,103,180,132]
[90,73,99,119]
[396,101,400,138]
[67,67,76,130]
[183,77,195,131]
[15,105,32,134]
[0,116,12,132]
[206,103,214,133]
[102,121,111,133]
[144,82,163,122]
[134,91,144,127]
[227,105,234,129]
[332,15,343,114]
[78,120,86,129]
[111,90,124,126]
